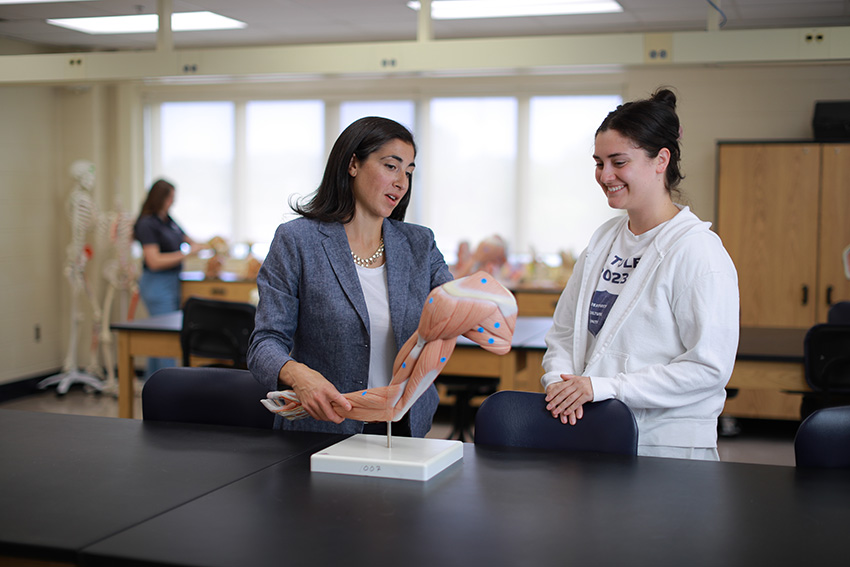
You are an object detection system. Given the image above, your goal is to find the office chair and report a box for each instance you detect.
[800,323,850,420]
[827,301,850,324]
[181,297,256,369]
[794,405,850,468]
[142,367,274,429]
[436,374,499,442]
[473,390,638,455]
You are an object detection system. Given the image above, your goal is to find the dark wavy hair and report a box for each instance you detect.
[293,116,417,223]
[596,88,684,200]
[138,178,175,217]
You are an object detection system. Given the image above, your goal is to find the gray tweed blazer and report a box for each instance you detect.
[248,216,453,436]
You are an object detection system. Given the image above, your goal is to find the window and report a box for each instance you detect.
[527,95,624,261]
[145,92,622,266]
[148,100,324,258]
[156,101,234,242]
[423,97,518,261]
[339,101,416,134]
[244,100,324,244]
[422,94,622,263]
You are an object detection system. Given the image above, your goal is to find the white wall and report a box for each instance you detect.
[623,64,850,221]
[1,60,848,385]
[0,86,60,384]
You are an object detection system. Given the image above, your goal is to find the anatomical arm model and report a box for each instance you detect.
[262,271,517,424]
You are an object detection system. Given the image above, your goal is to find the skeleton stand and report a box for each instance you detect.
[37,258,105,394]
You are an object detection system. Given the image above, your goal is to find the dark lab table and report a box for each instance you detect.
[82,443,850,567]
[0,409,340,564]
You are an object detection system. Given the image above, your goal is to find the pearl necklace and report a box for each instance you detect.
[351,238,385,267]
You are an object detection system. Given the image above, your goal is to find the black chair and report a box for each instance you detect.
[794,405,850,468]
[437,374,499,442]
[181,297,256,369]
[473,390,638,455]
[828,301,850,324]
[142,366,274,429]
[800,323,850,419]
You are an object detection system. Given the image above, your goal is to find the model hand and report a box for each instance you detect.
[545,374,593,425]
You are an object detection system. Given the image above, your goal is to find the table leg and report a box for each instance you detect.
[499,351,517,390]
[117,332,134,419]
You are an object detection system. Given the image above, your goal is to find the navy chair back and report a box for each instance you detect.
[474,390,638,455]
[827,301,850,324]
[142,367,274,429]
[804,324,850,394]
[181,297,256,369]
[795,406,850,468]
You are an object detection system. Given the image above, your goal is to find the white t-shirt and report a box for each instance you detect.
[356,263,395,389]
[586,220,668,355]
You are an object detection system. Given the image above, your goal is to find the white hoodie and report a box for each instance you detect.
[542,206,739,454]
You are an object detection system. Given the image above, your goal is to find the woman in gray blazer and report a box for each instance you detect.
[248,117,453,437]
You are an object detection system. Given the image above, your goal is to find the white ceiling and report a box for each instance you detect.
[0,0,848,52]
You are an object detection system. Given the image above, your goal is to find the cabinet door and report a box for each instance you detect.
[717,144,820,328]
[817,144,850,322]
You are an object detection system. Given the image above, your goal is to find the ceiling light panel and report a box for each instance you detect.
[407,0,623,20]
[0,1,98,4]
[46,11,246,34]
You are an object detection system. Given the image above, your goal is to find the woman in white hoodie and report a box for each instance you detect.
[541,88,739,460]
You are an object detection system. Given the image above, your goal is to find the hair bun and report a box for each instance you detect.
[652,88,677,109]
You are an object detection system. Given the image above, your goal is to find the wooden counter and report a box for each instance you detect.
[722,327,808,421]
[180,271,257,305]
[180,276,564,317]
[512,288,562,317]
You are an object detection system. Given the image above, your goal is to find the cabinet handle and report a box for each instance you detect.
[802,285,809,305]
[826,286,833,306]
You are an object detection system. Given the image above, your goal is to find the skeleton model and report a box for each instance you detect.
[262,271,517,425]
[38,160,105,395]
[97,203,141,395]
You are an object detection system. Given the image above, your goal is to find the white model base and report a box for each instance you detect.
[311,434,463,482]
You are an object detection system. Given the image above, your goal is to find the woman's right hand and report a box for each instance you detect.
[278,361,353,424]
[545,374,593,425]
[187,242,207,255]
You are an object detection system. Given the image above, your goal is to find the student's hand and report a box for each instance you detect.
[545,374,593,425]
[187,242,207,255]
[279,361,353,424]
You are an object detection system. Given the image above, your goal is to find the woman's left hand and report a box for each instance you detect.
[544,374,593,425]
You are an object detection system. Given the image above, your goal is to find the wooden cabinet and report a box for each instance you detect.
[715,142,850,421]
[818,145,850,321]
[717,142,850,328]
[722,361,806,420]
